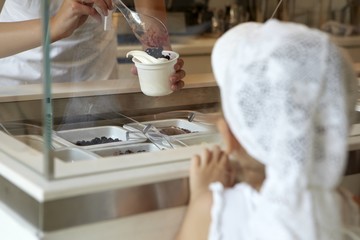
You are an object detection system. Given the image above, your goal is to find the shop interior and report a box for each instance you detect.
[0,0,360,239]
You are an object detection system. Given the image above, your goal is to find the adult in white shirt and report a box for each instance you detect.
[0,0,185,89]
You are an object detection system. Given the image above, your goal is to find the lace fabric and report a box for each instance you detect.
[211,19,360,239]
[209,182,224,240]
[208,182,259,240]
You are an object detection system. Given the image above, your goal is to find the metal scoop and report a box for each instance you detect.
[113,0,170,48]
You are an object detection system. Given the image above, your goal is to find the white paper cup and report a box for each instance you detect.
[133,51,179,97]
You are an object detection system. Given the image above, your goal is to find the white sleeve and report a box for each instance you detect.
[208,182,225,240]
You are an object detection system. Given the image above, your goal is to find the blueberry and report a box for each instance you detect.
[145,47,170,59]
[75,140,86,146]
[75,136,122,146]
[145,47,163,58]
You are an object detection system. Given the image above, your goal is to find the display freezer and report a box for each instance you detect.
[0,73,223,240]
[0,74,359,240]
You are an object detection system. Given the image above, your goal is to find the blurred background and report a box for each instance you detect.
[111,0,360,37]
[1,1,356,36]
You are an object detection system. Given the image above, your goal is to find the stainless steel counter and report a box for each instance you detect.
[0,73,221,237]
[0,72,359,239]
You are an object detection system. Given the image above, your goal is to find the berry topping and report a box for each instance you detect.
[75,136,121,146]
[145,47,170,60]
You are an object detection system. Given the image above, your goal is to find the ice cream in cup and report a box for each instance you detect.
[126,48,179,97]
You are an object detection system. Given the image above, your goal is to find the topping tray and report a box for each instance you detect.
[54,148,100,163]
[15,134,70,151]
[55,126,147,150]
[91,143,162,157]
[123,119,216,139]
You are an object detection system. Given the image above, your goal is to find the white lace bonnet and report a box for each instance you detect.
[212,20,359,239]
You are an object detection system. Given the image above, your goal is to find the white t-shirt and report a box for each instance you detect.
[208,182,259,240]
[0,0,117,85]
[208,182,360,240]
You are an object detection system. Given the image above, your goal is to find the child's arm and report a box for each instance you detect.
[176,146,234,240]
[175,191,212,240]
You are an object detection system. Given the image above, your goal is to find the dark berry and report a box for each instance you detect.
[145,47,163,58]
[164,53,170,60]
[75,140,86,146]
[145,47,170,59]
[75,136,122,146]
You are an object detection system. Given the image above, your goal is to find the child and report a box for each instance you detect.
[176,20,360,240]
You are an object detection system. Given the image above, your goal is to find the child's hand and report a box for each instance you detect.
[189,145,235,204]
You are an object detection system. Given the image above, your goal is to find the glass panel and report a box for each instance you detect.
[42,0,54,179]
[0,0,219,180]
[0,0,53,177]
[0,0,358,181]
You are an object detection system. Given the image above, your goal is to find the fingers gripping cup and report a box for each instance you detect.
[127,49,179,97]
